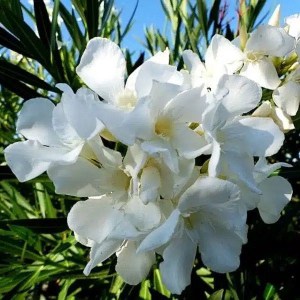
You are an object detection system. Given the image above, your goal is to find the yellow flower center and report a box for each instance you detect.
[155,116,173,138]
[117,90,137,109]
[246,51,264,62]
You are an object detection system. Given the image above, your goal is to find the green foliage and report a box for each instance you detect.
[0,0,299,299]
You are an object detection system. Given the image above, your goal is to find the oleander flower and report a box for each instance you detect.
[138,177,247,294]
[239,158,293,223]
[4,85,103,182]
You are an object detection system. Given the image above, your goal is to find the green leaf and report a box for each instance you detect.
[86,0,100,39]
[0,73,43,100]
[208,289,233,300]
[34,182,57,218]
[0,59,58,93]
[263,283,276,300]
[0,218,68,233]
[0,5,50,67]
[33,0,51,48]
[196,0,208,45]
[120,0,139,40]
[153,268,171,297]
[11,0,23,21]
[208,0,221,26]
[51,0,60,52]
[0,27,32,58]
[59,3,85,53]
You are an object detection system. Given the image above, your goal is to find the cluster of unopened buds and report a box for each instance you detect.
[4,10,299,294]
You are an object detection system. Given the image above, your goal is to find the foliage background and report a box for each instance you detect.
[0,0,299,299]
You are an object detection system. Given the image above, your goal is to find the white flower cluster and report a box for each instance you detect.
[4,12,299,294]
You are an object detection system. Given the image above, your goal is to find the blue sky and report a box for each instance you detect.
[116,0,300,55]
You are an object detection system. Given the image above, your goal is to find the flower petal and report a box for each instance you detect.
[140,166,161,204]
[222,151,260,194]
[196,221,246,273]
[116,241,155,285]
[16,98,60,146]
[246,25,295,57]
[47,157,106,197]
[124,196,162,232]
[171,124,209,159]
[137,209,182,253]
[273,81,300,116]
[178,177,240,213]
[160,232,197,294]
[4,140,81,182]
[133,62,183,98]
[149,81,184,118]
[223,117,284,157]
[285,14,300,39]
[182,50,206,87]
[125,48,170,92]
[141,139,179,173]
[205,34,244,74]
[76,37,125,103]
[163,87,207,123]
[258,176,292,224]
[67,196,133,244]
[240,58,280,90]
[59,87,104,140]
[52,102,82,144]
[252,101,295,132]
[254,157,291,183]
[84,239,122,275]
[95,98,153,145]
[215,75,262,118]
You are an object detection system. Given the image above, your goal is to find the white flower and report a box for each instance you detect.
[239,25,295,90]
[47,137,130,199]
[67,195,162,283]
[4,85,103,182]
[124,144,195,204]
[138,177,247,294]
[200,75,284,193]
[139,83,208,171]
[162,71,281,198]
[285,14,300,40]
[182,35,244,90]
[76,38,187,146]
[273,67,300,117]
[76,37,183,108]
[239,158,293,223]
[252,101,295,132]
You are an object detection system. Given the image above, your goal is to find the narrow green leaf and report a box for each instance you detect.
[33,0,51,48]
[121,0,139,40]
[139,280,151,300]
[35,182,56,218]
[0,74,42,100]
[58,279,76,300]
[208,0,221,28]
[0,239,43,262]
[0,6,50,67]
[263,283,276,300]
[86,0,99,39]
[11,0,23,21]
[51,0,60,51]
[209,289,232,300]
[196,0,208,45]
[0,27,32,58]
[153,268,171,297]
[59,3,85,53]
[0,218,68,233]
[100,0,114,35]
[0,59,58,92]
